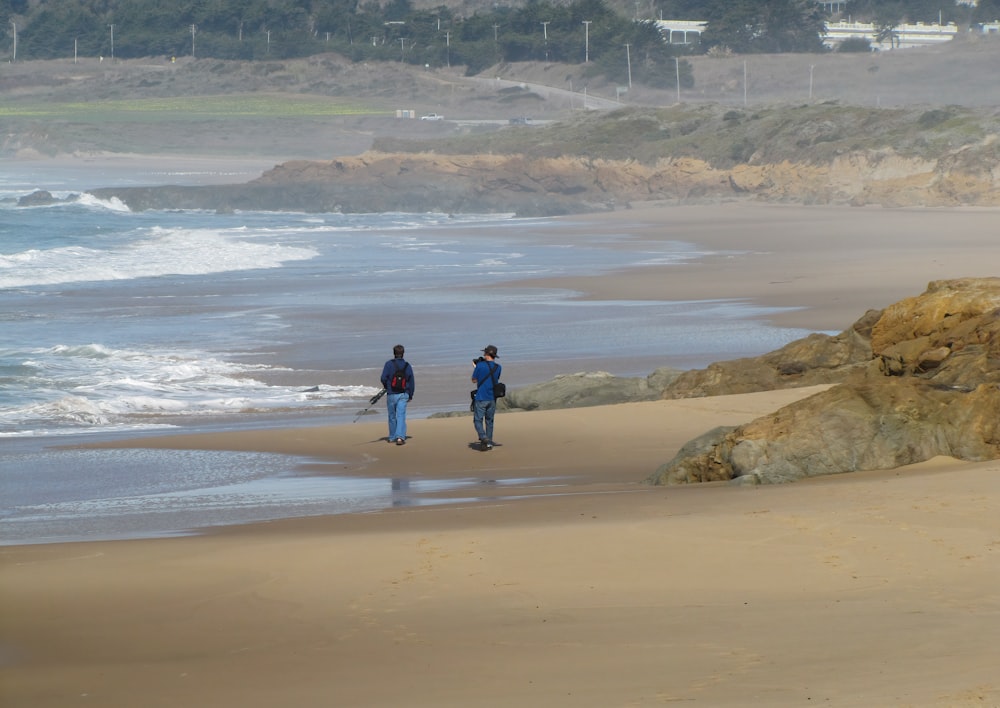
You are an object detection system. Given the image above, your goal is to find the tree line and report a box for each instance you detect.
[5,0,691,87]
[4,0,999,85]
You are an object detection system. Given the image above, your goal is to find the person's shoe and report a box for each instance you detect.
[396,438,406,445]
[387,437,396,444]
[480,439,491,451]
[485,440,494,450]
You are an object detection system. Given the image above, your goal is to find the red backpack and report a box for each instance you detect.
[389,360,408,393]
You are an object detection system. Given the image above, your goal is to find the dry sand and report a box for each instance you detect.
[3,200,1000,707]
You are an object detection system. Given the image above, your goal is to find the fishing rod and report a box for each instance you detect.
[353,387,387,423]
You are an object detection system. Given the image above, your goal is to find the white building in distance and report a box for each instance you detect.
[655,17,999,51]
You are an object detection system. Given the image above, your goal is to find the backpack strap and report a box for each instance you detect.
[476,362,498,391]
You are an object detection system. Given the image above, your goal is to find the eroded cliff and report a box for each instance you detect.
[91,103,1000,215]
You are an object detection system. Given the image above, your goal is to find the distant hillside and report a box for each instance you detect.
[3,33,999,161]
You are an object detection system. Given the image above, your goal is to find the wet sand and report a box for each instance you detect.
[539,203,1000,331]
[3,201,1000,707]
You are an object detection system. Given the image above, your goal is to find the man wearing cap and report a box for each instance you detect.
[471,345,502,451]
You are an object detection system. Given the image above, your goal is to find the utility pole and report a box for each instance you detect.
[266,29,270,54]
[582,20,591,63]
[444,30,450,67]
[191,24,197,57]
[541,21,550,61]
[674,57,680,103]
[10,21,15,62]
[809,64,815,100]
[743,60,748,106]
[493,24,499,42]
[399,37,406,62]
[625,43,631,88]
[109,24,114,61]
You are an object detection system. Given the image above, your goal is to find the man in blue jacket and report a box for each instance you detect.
[471,344,501,451]
[380,344,414,445]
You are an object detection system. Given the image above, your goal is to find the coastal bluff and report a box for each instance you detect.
[649,277,1000,485]
[82,103,1000,216]
[86,144,1000,216]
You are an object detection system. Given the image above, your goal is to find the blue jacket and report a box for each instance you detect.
[471,360,501,401]
[381,358,414,398]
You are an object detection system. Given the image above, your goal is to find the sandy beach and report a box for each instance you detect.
[3,200,1000,707]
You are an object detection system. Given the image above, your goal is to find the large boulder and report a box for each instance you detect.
[650,277,1000,485]
[652,380,1000,485]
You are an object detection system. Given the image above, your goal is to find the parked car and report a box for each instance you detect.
[420,113,444,121]
[508,116,532,125]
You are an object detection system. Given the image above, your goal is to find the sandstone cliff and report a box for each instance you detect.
[649,278,1000,485]
[90,104,1000,215]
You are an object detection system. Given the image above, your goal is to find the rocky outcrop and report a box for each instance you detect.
[650,278,1000,485]
[502,368,682,411]
[661,309,879,399]
[494,311,877,412]
[871,277,1000,388]
[17,190,63,206]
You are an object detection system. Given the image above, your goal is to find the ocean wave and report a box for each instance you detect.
[74,192,132,212]
[0,225,320,288]
[1,343,378,435]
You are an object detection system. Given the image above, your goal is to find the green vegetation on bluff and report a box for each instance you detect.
[373,102,1000,167]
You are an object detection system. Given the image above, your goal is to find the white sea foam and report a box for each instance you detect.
[0,343,378,436]
[0,225,320,288]
[73,192,132,212]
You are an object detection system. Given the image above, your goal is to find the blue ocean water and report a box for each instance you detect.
[0,161,816,544]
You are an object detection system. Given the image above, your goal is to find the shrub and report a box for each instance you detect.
[837,38,872,53]
[918,109,955,129]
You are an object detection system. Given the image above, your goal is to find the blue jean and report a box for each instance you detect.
[387,392,409,440]
[473,398,495,442]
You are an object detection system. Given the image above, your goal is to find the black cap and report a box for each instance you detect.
[482,345,498,358]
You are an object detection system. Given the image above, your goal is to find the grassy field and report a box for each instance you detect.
[0,94,389,120]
